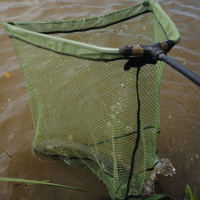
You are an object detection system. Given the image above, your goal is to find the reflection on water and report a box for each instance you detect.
[0,0,200,199]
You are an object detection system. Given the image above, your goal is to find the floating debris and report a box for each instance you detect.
[0,146,11,158]
[4,72,10,78]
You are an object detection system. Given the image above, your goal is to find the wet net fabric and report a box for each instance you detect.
[4,1,180,199]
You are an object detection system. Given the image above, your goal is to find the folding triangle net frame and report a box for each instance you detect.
[4,0,199,199]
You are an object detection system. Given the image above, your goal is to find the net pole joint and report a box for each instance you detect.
[120,40,174,57]
[122,40,174,71]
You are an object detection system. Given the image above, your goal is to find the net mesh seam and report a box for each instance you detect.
[39,11,152,34]
[153,11,168,40]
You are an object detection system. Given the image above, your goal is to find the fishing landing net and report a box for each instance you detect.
[3,0,180,199]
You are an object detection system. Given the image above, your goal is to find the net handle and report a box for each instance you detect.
[120,40,200,87]
[159,54,200,87]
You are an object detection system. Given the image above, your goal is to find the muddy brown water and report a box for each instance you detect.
[0,0,200,199]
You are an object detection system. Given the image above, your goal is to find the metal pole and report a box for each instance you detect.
[159,54,200,87]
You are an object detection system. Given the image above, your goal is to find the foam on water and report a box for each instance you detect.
[142,157,176,196]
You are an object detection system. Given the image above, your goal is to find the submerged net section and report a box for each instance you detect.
[5,2,176,199]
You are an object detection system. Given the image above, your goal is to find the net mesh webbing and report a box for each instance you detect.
[4,1,180,199]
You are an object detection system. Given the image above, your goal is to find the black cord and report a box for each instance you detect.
[125,66,141,200]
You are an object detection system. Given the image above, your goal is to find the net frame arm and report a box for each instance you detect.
[120,40,200,87]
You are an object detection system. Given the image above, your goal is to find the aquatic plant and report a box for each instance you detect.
[0,177,87,193]
[181,184,199,200]
[155,178,199,200]
[138,194,167,200]
[0,176,199,199]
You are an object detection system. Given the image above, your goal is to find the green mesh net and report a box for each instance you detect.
[3,0,180,199]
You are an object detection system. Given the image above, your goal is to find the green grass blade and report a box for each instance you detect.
[145,194,167,200]
[185,185,194,200]
[155,179,164,194]
[195,182,196,199]
[0,177,87,193]
[181,187,186,200]
[26,180,51,185]
[132,199,143,200]
[155,179,171,200]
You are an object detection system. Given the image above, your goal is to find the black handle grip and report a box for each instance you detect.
[159,54,200,87]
